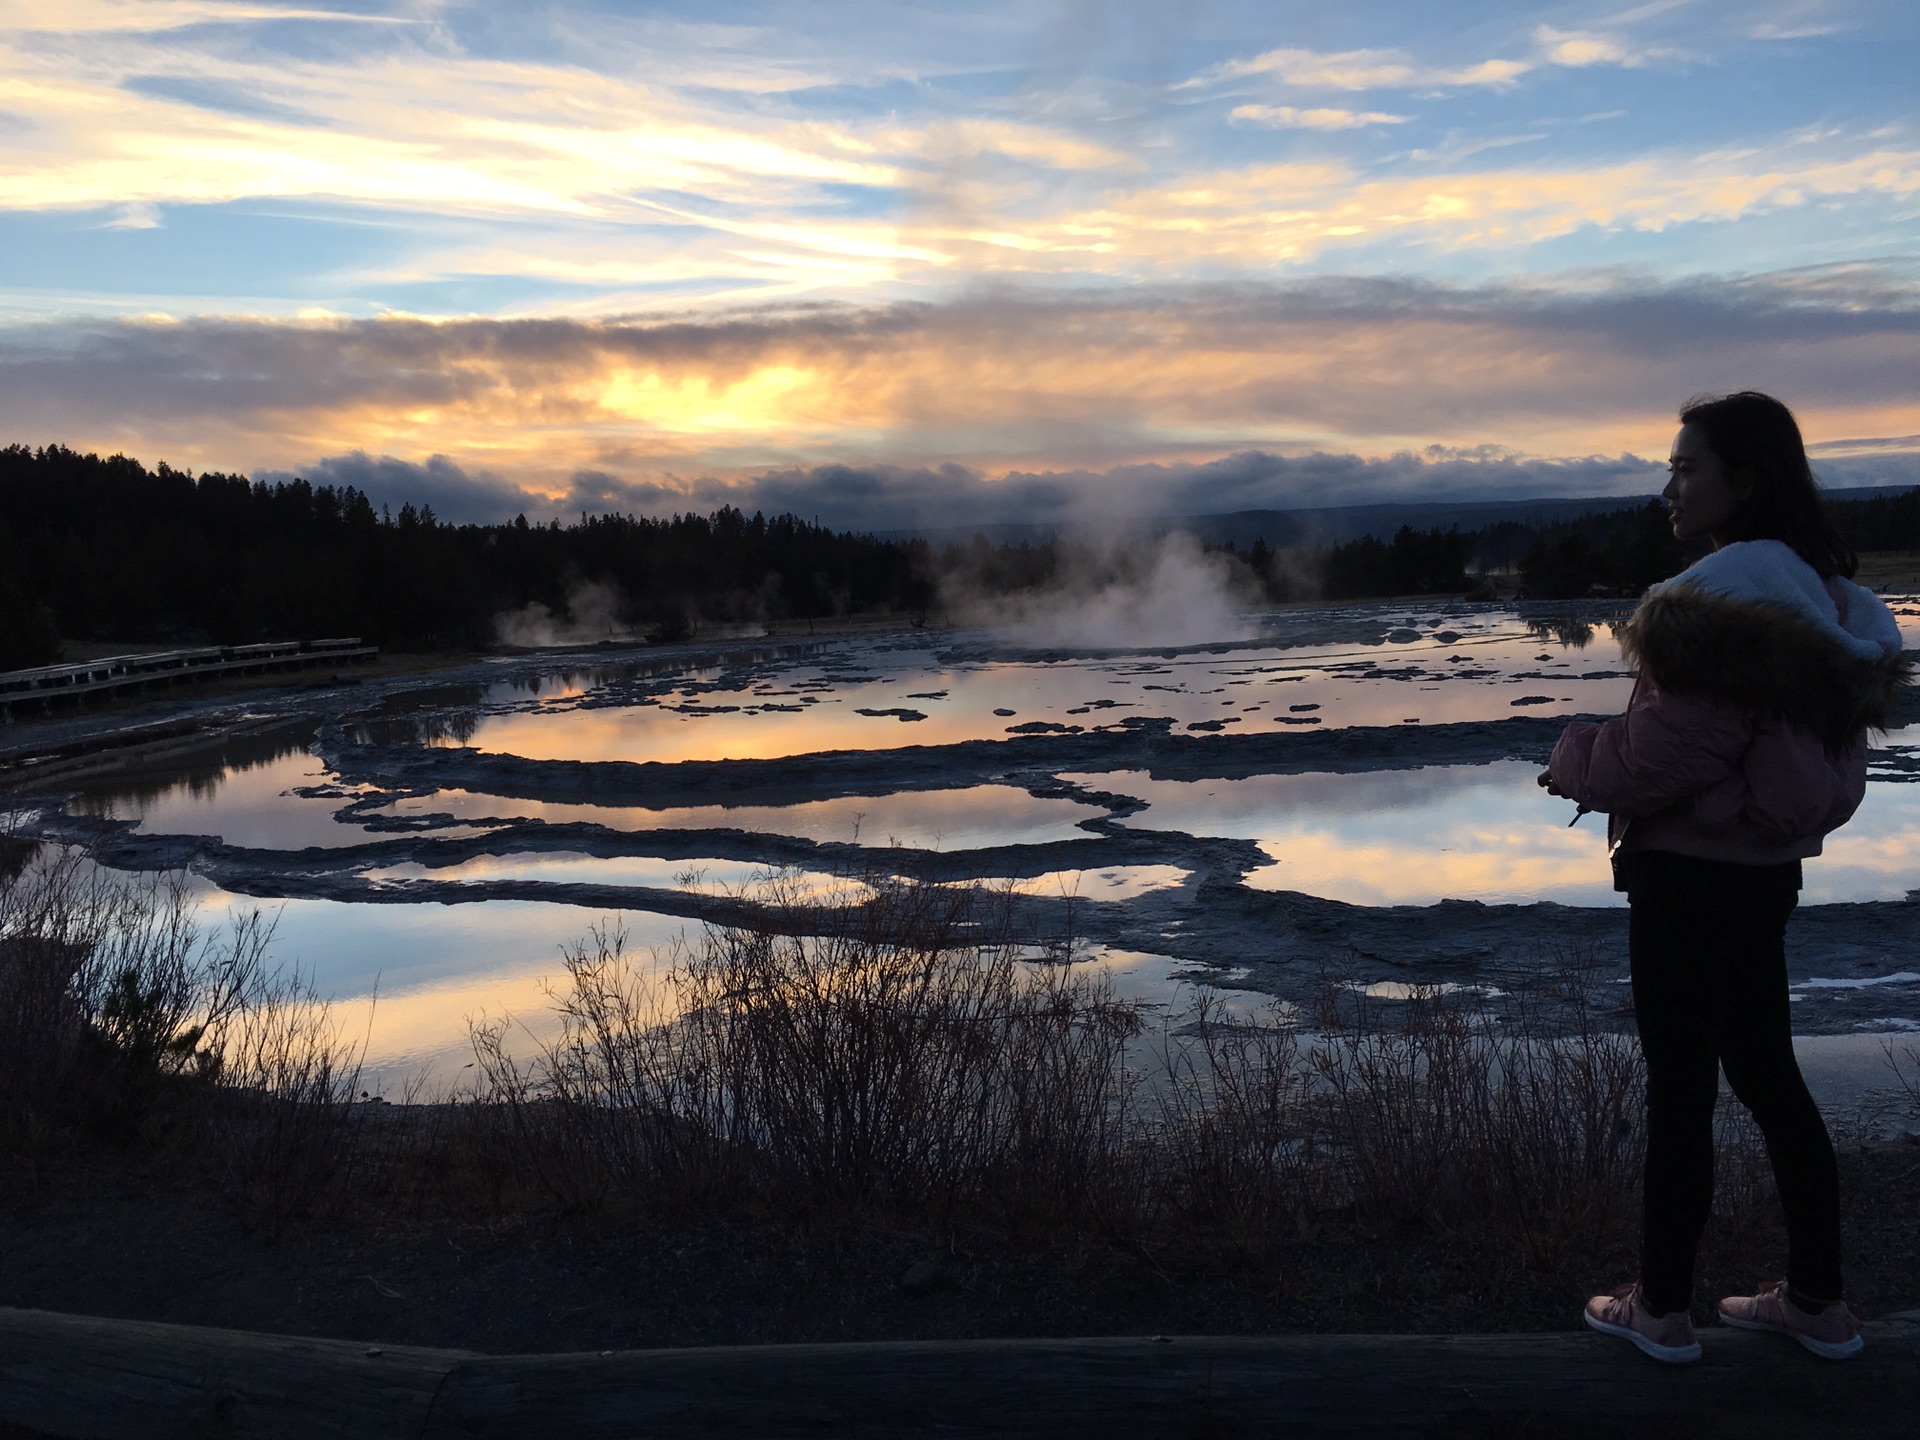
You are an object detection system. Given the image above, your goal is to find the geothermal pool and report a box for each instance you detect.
[17,596,1920,1110]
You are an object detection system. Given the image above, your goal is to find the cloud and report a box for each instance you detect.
[883,119,1133,172]
[1,1,410,33]
[255,436,1917,536]
[1228,105,1407,131]
[995,142,1920,276]
[1183,45,1530,93]
[253,451,533,525]
[103,200,161,229]
[260,448,1674,534]
[1188,18,1680,99]
[3,268,1917,521]
[0,28,905,231]
[308,132,1920,296]
[1532,26,1635,68]
[1749,20,1848,41]
[5,6,1915,313]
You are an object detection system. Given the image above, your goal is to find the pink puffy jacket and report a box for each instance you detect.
[1548,541,1910,868]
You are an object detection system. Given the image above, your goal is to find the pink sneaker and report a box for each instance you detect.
[1718,1280,1864,1360]
[1583,1283,1702,1364]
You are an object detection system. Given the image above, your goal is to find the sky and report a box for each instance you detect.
[2,0,1917,528]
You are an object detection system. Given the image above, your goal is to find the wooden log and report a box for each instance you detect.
[425,1324,1920,1440]
[0,1308,470,1440]
[2,1306,1915,1440]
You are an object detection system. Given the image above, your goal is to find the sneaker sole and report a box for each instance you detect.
[1584,1308,1702,1364]
[1718,1311,1864,1360]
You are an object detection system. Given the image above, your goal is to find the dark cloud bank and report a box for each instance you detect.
[5,267,1916,531]
[260,444,1915,540]
[550,448,1670,533]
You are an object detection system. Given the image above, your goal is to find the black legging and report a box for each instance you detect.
[1622,849,1843,1317]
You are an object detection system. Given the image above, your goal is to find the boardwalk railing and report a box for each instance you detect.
[0,640,376,715]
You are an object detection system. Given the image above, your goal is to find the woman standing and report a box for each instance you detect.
[1541,391,1908,1364]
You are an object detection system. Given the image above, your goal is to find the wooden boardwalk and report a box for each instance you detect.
[1,1305,1915,1438]
[0,640,376,718]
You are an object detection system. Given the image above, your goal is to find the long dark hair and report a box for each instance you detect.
[1679,390,1856,578]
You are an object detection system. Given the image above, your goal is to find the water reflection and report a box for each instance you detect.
[1124,762,1620,906]
[63,723,313,806]
[1074,762,1920,907]
[1068,947,1268,1018]
[191,870,1261,1094]
[370,783,1105,850]
[365,851,1185,903]
[365,851,861,902]
[74,742,395,851]
[1522,614,1598,649]
[1006,865,1191,900]
[433,615,1640,766]
[188,882,697,1092]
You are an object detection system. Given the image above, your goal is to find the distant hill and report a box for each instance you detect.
[890,485,1920,550]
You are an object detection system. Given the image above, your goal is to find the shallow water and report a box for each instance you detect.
[1073,762,1920,907]
[363,851,861,901]
[1008,865,1193,901]
[366,783,1106,850]
[74,746,396,851]
[428,609,1641,765]
[404,593,1920,765]
[201,888,699,1092]
[34,594,1920,1100]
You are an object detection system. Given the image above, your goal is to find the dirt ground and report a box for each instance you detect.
[3,1138,1916,1355]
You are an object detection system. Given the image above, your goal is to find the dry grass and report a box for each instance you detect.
[3,846,1809,1273]
[472,877,1143,1231]
[0,836,369,1232]
[465,875,1776,1270]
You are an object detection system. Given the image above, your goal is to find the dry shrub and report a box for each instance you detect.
[1150,992,1312,1237]
[0,837,367,1230]
[476,888,1775,1272]
[4,840,1786,1270]
[1146,955,1655,1269]
[200,953,369,1236]
[1878,1039,1920,1131]
[1291,966,1647,1267]
[0,844,248,1149]
[473,875,1145,1224]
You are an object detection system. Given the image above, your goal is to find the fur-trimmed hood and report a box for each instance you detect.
[1618,540,1911,747]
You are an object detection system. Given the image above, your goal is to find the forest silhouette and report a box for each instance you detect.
[2,443,1915,670]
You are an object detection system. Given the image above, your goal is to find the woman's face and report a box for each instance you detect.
[1663,424,1748,545]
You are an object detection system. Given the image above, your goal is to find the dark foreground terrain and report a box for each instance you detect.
[3,1138,1916,1357]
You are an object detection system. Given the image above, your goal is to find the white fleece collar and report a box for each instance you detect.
[1653,539,1903,661]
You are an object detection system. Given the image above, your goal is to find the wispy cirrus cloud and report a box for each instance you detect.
[4,2,1916,317]
[1228,105,1407,131]
[1183,8,1688,97]
[943,143,1920,275]
[1178,44,1532,93]
[7,13,1913,308]
[2,1,412,33]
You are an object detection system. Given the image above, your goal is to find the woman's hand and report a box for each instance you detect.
[1538,768,1567,798]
